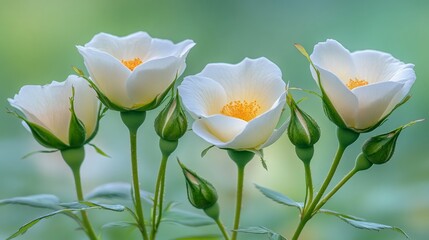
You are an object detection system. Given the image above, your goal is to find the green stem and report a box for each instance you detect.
[231,165,245,240]
[314,169,358,212]
[291,217,308,240]
[227,150,254,240]
[306,144,346,217]
[72,169,98,240]
[291,144,346,240]
[291,128,359,240]
[155,165,167,230]
[303,163,314,209]
[215,217,231,240]
[150,154,168,240]
[129,130,149,240]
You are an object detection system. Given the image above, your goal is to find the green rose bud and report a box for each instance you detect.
[178,160,218,210]
[287,94,320,148]
[155,93,188,141]
[362,127,402,165]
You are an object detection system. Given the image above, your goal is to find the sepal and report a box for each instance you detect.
[8,109,68,149]
[68,87,87,147]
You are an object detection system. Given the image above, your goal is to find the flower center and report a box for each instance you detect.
[121,57,143,71]
[347,78,368,90]
[221,100,261,121]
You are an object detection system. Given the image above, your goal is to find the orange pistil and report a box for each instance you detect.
[121,57,143,71]
[347,78,368,90]
[221,100,261,122]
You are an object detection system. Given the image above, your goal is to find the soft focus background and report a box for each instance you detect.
[1,0,428,239]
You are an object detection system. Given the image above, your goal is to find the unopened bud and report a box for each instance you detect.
[287,94,320,148]
[178,159,218,210]
[362,128,402,165]
[155,94,187,141]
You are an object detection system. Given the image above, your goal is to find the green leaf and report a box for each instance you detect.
[85,182,153,204]
[174,235,221,240]
[88,143,110,158]
[6,207,95,239]
[162,209,214,227]
[319,209,409,238]
[0,194,61,210]
[201,145,215,158]
[255,184,303,211]
[102,221,138,230]
[60,201,125,212]
[235,226,287,240]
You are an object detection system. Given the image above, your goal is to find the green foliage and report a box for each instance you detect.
[255,184,303,211]
[235,226,287,240]
[319,209,409,238]
[85,182,154,204]
[0,194,61,210]
[162,208,214,227]
[174,235,221,240]
[6,200,126,239]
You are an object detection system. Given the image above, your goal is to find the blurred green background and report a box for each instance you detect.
[1,0,428,239]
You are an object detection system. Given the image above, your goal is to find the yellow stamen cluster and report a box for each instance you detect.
[221,100,261,122]
[347,78,368,90]
[121,57,143,71]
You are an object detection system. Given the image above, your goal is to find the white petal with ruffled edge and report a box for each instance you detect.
[352,81,402,129]
[77,46,133,109]
[311,39,356,83]
[178,76,227,118]
[8,81,73,144]
[127,56,180,107]
[316,68,358,127]
[192,115,247,146]
[85,32,152,60]
[220,92,286,150]
[196,57,285,111]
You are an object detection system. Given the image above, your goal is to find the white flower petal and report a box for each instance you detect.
[192,115,247,147]
[68,75,99,139]
[352,50,409,83]
[8,81,73,144]
[317,67,358,127]
[353,81,403,129]
[259,117,289,149]
[85,32,152,60]
[178,75,227,118]
[383,66,416,114]
[196,57,285,112]
[221,92,286,150]
[126,56,180,107]
[311,39,356,84]
[77,46,133,108]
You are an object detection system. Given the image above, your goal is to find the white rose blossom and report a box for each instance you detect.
[77,32,195,111]
[8,75,100,149]
[178,57,287,151]
[310,39,416,132]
